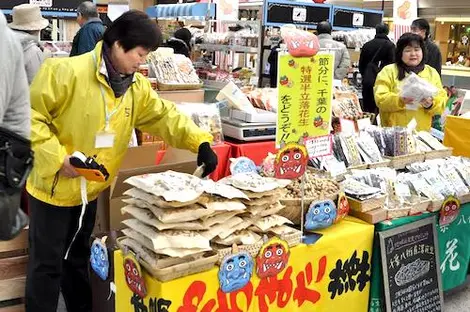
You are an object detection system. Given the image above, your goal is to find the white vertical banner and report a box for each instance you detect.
[393,0,418,41]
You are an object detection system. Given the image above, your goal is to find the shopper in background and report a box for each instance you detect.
[0,11,31,239]
[8,4,48,84]
[359,23,396,115]
[167,27,192,57]
[268,41,281,87]
[411,18,442,75]
[317,21,351,80]
[70,1,104,57]
[374,33,446,131]
[26,10,217,312]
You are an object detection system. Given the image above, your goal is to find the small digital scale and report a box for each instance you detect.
[222,118,276,141]
[221,108,277,141]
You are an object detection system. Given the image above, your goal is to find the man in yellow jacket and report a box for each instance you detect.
[25,11,217,312]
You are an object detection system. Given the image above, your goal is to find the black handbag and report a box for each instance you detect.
[362,46,384,88]
[0,126,34,240]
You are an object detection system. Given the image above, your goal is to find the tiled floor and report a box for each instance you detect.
[444,283,470,311]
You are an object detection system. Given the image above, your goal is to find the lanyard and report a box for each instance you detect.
[93,51,129,131]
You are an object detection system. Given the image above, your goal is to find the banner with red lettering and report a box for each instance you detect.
[114,217,374,312]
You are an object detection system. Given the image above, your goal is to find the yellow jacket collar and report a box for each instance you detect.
[92,41,137,83]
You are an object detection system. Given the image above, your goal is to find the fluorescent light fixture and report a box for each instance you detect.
[435,17,470,22]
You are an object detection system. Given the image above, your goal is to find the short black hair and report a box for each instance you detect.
[376,23,389,35]
[411,18,430,38]
[317,21,332,35]
[174,28,192,46]
[77,1,99,19]
[103,10,161,52]
[396,33,426,80]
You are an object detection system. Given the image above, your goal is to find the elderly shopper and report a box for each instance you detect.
[70,1,105,56]
[8,4,48,84]
[317,21,351,80]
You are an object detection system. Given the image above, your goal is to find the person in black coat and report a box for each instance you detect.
[359,23,396,115]
[412,18,442,75]
[167,28,192,58]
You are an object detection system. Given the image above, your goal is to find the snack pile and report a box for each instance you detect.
[344,156,470,219]
[119,171,300,267]
[147,52,201,86]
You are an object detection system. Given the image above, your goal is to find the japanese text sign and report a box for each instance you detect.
[114,218,374,312]
[379,217,444,312]
[276,53,333,148]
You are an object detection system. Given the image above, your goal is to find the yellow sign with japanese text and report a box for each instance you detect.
[276,53,333,148]
[114,217,373,312]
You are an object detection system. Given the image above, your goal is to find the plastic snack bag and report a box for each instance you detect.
[399,72,438,107]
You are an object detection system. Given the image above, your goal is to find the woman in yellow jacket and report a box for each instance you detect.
[25,11,217,312]
[374,33,446,131]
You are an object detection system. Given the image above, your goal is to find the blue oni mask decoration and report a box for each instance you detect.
[90,238,109,281]
[218,251,254,293]
[305,199,337,231]
[230,157,258,176]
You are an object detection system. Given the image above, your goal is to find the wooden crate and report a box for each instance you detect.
[0,229,28,312]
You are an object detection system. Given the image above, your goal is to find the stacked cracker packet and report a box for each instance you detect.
[119,171,298,264]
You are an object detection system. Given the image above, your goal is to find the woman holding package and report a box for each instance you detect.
[374,33,446,131]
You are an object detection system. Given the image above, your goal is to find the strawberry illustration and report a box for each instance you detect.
[280,76,289,86]
[314,116,323,127]
[288,59,296,67]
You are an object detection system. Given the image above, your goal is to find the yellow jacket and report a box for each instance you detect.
[374,64,446,131]
[27,42,212,207]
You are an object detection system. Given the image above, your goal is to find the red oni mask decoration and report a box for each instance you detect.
[124,255,147,298]
[440,196,461,226]
[281,27,320,57]
[274,143,308,180]
[335,193,350,223]
[256,238,290,279]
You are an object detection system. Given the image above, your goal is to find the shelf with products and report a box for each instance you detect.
[195,43,259,54]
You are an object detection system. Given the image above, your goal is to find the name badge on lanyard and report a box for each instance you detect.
[95,85,125,149]
[95,131,115,149]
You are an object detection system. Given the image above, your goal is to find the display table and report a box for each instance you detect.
[155,143,232,181]
[369,204,470,312]
[444,115,470,158]
[224,140,277,176]
[113,217,374,312]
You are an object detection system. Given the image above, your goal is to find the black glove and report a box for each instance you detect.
[197,142,218,178]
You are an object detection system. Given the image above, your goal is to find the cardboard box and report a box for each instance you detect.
[94,144,162,234]
[109,161,197,231]
[157,89,205,103]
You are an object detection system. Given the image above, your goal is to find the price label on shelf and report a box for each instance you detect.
[292,7,307,22]
[357,118,371,131]
[304,135,333,159]
[340,118,356,135]
[30,0,52,6]
[353,13,364,27]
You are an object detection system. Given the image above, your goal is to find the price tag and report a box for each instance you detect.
[340,118,356,135]
[357,118,372,131]
[304,135,333,159]
[292,7,307,22]
[329,161,347,177]
[353,13,364,27]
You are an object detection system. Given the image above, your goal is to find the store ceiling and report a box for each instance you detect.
[362,0,470,18]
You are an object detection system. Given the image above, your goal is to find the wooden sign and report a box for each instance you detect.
[379,217,443,312]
